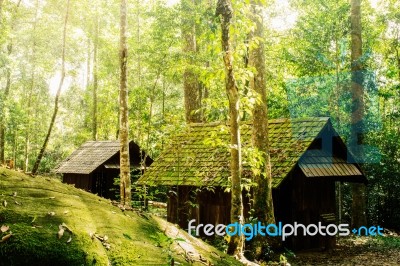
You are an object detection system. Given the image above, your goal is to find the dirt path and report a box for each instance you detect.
[289,236,400,266]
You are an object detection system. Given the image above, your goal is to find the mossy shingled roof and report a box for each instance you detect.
[138,117,330,188]
[55,141,122,174]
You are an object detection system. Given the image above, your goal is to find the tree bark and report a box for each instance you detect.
[350,0,367,228]
[135,0,144,151]
[248,0,276,259]
[24,67,35,172]
[0,0,3,22]
[86,38,91,95]
[119,0,131,207]
[92,13,99,141]
[182,0,202,123]
[249,0,275,226]
[0,46,11,164]
[216,0,244,258]
[32,0,70,175]
[395,46,400,82]
[24,0,40,172]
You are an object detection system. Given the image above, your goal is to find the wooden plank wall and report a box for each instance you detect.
[167,170,337,251]
[289,167,336,250]
[63,173,93,192]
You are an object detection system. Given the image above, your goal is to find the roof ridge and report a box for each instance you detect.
[84,140,119,143]
[188,117,330,127]
[189,121,226,127]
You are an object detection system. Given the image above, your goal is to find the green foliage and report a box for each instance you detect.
[280,254,288,264]
[364,125,400,229]
[366,235,400,250]
[149,232,186,265]
[285,0,351,76]
[204,236,229,253]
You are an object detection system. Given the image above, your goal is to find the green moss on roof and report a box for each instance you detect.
[138,117,330,188]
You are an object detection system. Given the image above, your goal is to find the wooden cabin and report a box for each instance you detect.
[137,117,367,250]
[56,140,152,199]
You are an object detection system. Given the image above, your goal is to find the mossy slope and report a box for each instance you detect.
[0,168,240,266]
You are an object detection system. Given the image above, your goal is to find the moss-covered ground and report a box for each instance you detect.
[0,168,241,266]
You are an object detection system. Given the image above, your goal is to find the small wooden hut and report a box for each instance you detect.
[138,117,367,250]
[56,140,152,199]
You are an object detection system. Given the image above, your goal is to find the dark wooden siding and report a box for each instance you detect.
[167,186,200,228]
[168,186,251,231]
[60,140,152,200]
[278,166,336,250]
[62,169,120,199]
[92,168,119,199]
[63,173,94,192]
[198,188,231,226]
[167,167,337,250]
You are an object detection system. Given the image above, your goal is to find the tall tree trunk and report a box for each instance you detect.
[350,0,367,228]
[334,26,342,131]
[32,0,70,175]
[119,0,131,207]
[24,0,39,172]
[0,46,11,164]
[395,46,400,81]
[182,0,202,123]
[86,38,91,94]
[135,0,143,149]
[85,29,92,136]
[0,0,3,22]
[216,0,244,258]
[248,0,276,259]
[12,128,17,169]
[24,69,35,172]
[92,13,99,141]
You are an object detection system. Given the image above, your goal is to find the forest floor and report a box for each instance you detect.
[289,233,400,266]
[0,167,240,265]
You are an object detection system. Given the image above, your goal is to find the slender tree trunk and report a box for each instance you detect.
[24,72,34,172]
[135,0,146,178]
[248,0,276,258]
[119,0,131,207]
[334,27,342,131]
[92,13,99,141]
[182,0,202,123]
[32,0,70,175]
[350,0,367,228]
[161,80,166,150]
[135,0,143,152]
[396,45,400,127]
[0,0,3,21]
[12,128,17,169]
[395,46,400,81]
[0,45,13,165]
[86,38,91,92]
[249,0,275,226]
[24,133,30,171]
[85,31,92,136]
[216,0,244,258]
[24,0,39,172]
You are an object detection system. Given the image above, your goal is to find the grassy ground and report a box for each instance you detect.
[0,168,241,266]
